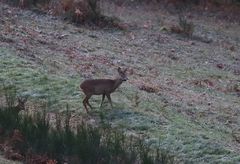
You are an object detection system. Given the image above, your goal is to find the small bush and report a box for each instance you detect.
[61,0,101,23]
[178,15,194,37]
[171,15,194,37]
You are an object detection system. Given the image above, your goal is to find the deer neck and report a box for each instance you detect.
[113,78,123,91]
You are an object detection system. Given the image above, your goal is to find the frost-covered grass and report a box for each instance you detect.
[0,2,240,162]
[0,48,82,112]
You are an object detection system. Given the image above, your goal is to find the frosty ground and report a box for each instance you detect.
[0,1,240,163]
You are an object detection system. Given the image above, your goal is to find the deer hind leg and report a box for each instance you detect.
[100,94,105,108]
[106,94,113,109]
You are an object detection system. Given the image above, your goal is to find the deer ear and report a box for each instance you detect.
[117,67,121,72]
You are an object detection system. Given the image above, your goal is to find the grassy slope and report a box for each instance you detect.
[0,2,240,163]
[0,48,81,112]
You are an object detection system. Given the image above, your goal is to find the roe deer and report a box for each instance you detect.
[14,96,28,113]
[80,67,128,113]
